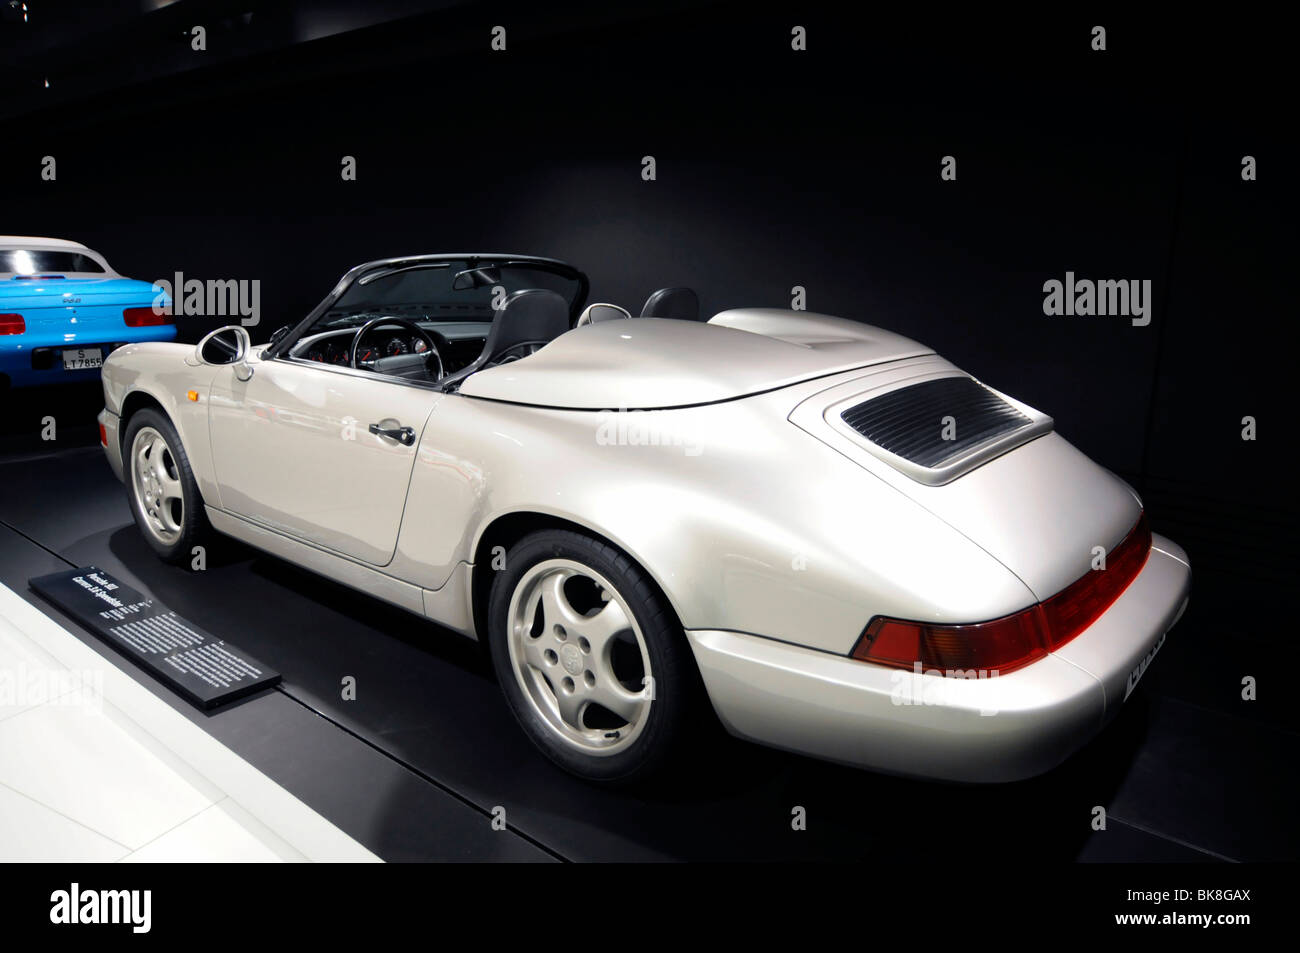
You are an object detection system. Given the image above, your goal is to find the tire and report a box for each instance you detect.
[487,528,702,784]
[122,408,210,565]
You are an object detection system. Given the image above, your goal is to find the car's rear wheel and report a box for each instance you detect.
[488,529,701,784]
[123,408,209,565]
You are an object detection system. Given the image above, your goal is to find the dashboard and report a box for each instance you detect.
[290,321,491,373]
[301,331,431,366]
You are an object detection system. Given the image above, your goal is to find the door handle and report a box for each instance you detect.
[368,423,416,446]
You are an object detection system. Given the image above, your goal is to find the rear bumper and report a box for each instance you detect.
[687,533,1191,782]
[0,326,176,388]
[98,408,124,482]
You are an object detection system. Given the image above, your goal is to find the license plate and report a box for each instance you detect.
[1124,630,1166,701]
[61,348,103,371]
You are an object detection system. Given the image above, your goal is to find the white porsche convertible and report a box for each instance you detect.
[97,253,1190,784]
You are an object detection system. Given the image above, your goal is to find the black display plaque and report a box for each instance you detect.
[29,566,281,709]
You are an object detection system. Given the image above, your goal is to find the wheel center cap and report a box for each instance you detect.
[560,643,583,675]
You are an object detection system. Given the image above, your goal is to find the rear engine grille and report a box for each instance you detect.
[840,376,1030,469]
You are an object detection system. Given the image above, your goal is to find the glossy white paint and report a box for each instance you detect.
[459,311,932,409]
[98,307,1191,781]
[100,341,223,505]
[207,351,441,566]
[1051,535,1191,714]
[689,536,1190,781]
[687,628,1103,782]
[205,506,428,616]
[430,385,1040,651]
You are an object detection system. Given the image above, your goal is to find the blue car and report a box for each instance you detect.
[0,236,175,391]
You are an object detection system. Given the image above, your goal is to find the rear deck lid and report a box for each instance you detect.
[459,310,933,409]
[790,360,1139,599]
[0,277,162,310]
[0,277,166,334]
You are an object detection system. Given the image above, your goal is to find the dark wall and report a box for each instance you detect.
[2,2,1293,593]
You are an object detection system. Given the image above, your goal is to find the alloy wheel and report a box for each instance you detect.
[506,558,654,756]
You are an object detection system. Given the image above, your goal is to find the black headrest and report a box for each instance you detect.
[640,287,700,321]
[482,288,570,363]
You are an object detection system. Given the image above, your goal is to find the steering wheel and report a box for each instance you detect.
[348,316,444,380]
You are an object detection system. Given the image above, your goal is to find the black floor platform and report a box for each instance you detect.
[1,438,1295,862]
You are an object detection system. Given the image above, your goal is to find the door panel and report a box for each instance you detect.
[207,355,439,566]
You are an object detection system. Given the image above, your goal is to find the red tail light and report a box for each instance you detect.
[0,313,25,335]
[851,512,1152,675]
[98,422,108,447]
[855,611,1048,674]
[1039,511,1151,647]
[123,306,172,327]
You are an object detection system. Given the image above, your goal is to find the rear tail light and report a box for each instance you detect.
[123,306,172,327]
[98,422,108,446]
[0,313,25,335]
[1039,511,1151,644]
[854,611,1049,675]
[851,512,1151,675]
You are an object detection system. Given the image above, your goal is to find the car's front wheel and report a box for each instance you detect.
[123,408,209,565]
[487,529,701,784]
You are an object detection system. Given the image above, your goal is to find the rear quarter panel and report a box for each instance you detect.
[396,385,1036,653]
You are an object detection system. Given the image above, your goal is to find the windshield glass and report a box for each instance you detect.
[310,258,584,333]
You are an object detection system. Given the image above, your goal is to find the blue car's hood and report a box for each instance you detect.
[0,277,162,309]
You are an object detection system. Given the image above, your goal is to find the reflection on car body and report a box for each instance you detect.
[95,252,1190,785]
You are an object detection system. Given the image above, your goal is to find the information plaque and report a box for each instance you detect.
[29,566,281,709]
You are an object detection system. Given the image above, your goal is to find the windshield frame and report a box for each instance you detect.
[266,253,589,359]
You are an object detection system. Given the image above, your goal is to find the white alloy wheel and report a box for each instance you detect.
[505,558,655,756]
[130,425,185,546]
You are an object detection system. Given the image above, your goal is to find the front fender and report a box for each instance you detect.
[103,342,222,506]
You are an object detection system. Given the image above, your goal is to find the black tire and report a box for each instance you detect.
[121,407,211,565]
[487,528,703,785]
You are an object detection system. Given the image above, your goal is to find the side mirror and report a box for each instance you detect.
[195,326,254,380]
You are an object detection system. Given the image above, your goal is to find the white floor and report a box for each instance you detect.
[0,581,380,862]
